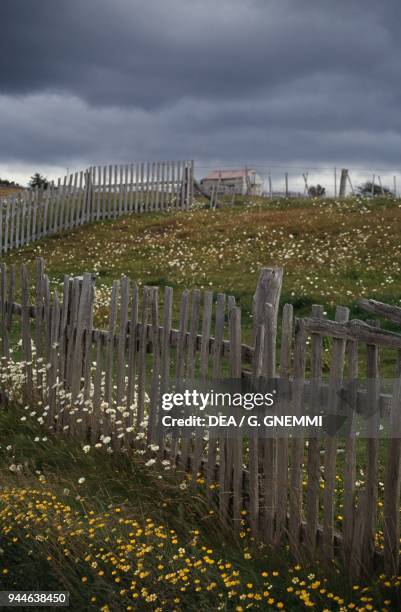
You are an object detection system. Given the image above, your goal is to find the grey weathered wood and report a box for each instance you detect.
[357,297,401,326]
[249,323,265,536]
[181,288,201,471]
[123,164,129,214]
[230,305,243,531]
[0,264,9,358]
[58,274,70,382]
[252,267,283,362]
[69,172,78,230]
[129,164,134,213]
[113,165,118,218]
[192,290,213,479]
[383,351,401,575]
[91,335,104,442]
[166,162,171,208]
[206,293,226,487]
[95,166,101,221]
[75,171,84,226]
[148,287,160,444]
[21,265,33,400]
[134,163,140,213]
[107,165,113,218]
[305,305,324,557]
[186,289,201,380]
[176,161,182,209]
[48,290,61,426]
[343,336,358,567]
[56,176,66,232]
[289,318,307,558]
[322,306,350,563]
[157,285,173,452]
[175,289,190,381]
[171,289,190,466]
[126,285,139,412]
[9,198,16,251]
[137,286,150,429]
[116,277,130,405]
[71,273,93,402]
[160,162,166,210]
[145,163,150,212]
[6,265,15,332]
[101,165,107,219]
[15,197,21,248]
[118,164,124,216]
[275,303,293,545]
[361,320,380,575]
[83,281,95,409]
[180,161,186,210]
[305,316,401,349]
[104,281,119,407]
[140,163,145,213]
[262,302,276,543]
[4,199,10,253]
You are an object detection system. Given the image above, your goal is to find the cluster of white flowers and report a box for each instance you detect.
[0,345,174,474]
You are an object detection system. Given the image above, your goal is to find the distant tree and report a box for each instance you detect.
[29,173,49,190]
[0,178,15,186]
[308,184,326,197]
[357,181,392,196]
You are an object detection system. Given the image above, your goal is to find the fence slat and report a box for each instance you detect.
[148,287,160,445]
[275,303,293,546]
[289,318,307,558]
[230,306,242,531]
[116,277,130,405]
[343,337,358,567]
[322,306,350,563]
[305,304,324,557]
[158,286,173,454]
[206,293,226,488]
[361,320,380,575]
[137,286,150,430]
[383,350,401,575]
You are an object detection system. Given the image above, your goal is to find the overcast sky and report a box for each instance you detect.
[1,0,401,186]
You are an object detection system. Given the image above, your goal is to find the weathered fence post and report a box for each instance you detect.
[84,169,93,223]
[339,169,348,197]
[252,267,283,374]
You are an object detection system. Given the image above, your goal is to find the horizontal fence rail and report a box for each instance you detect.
[0,161,194,255]
[0,259,401,580]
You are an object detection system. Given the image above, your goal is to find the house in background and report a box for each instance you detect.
[200,168,263,196]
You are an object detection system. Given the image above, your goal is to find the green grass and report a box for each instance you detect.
[4,195,401,320]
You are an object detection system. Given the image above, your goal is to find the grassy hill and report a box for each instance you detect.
[4,195,401,319]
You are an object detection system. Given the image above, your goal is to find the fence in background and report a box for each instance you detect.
[0,160,194,255]
[196,165,401,199]
[1,260,401,579]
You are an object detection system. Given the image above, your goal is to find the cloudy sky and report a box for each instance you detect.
[1,0,401,188]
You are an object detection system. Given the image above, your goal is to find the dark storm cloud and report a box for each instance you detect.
[1,0,401,177]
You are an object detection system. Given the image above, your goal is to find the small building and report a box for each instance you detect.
[200,168,263,196]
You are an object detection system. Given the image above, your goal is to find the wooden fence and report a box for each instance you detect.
[1,260,401,579]
[0,160,194,254]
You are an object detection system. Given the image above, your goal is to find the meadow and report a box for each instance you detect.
[3,195,401,328]
[1,195,401,610]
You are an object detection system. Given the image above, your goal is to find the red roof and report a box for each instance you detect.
[202,169,256,180]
